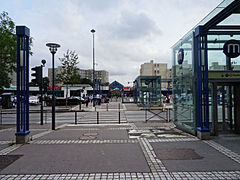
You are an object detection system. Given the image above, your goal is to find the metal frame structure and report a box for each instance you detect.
[134,76,161,106]
[16,26,30,143]
[173,0,240,137]
[194,0,240,134]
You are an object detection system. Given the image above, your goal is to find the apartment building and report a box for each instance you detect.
[78,69,109,84]
[48,67,109,85]
[140,60,172,88]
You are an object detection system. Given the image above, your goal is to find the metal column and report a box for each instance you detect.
[16,26,30,144]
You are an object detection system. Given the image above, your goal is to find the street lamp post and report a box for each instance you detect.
[40,59,46,125]
[91,29,96,107]
[46,43,60,130]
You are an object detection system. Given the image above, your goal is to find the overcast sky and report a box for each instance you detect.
[1,0,222,86]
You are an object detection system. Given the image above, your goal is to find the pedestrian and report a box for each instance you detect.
[85,95,90,107]
[96,94,100,105]
[90,95,93,103]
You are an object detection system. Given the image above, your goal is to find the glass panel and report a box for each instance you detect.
[172,32,195,134]
[198,0,234,26]
[218,14,240,26]
[208,34,240,70]
[134,76,161,106]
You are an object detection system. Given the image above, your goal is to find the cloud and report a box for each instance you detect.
[0,0,223,86]
[103,11,161,40]
[71,0,122,12]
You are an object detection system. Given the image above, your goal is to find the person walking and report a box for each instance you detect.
[85,95,90,107]
[90,95,93,103]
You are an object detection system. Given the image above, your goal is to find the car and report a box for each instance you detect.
[29,96,40,105]
[68,96,85,104]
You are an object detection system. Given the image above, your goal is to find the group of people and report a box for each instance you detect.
[82,94,107,107]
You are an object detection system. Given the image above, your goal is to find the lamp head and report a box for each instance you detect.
[41,59,46,65]
[46,43,60,54]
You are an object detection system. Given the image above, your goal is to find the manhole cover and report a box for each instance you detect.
[0,155,23,171]
[83,133,98,136]
[155,148,203,160]
[79,133,98,140]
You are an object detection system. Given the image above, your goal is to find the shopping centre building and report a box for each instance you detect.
[172,0,240,139]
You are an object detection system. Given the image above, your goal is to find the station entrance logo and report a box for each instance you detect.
[223,39,240,58]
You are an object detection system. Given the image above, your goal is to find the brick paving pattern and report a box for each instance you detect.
[0,102,240,179]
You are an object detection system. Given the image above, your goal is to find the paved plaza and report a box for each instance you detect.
[0,101,240,179]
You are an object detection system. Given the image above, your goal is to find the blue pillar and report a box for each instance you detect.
[195,26,210,139]
[16,26,30,144]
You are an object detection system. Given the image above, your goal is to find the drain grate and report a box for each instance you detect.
[155,148,203,160]
[0,155,23,171]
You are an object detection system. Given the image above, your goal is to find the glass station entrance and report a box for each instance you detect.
[172,0,240,138]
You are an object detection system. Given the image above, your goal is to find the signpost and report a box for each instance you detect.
[16,26,30,144]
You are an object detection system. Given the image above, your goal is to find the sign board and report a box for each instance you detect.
[208,71,240,80]
[124,87,131,91]
[178,48,184,65]
[223,39,240,58]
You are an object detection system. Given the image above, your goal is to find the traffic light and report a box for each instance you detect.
[31,66,42,85]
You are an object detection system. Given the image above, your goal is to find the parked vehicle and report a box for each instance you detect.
[29,96,40,105]
[68,96,85,104]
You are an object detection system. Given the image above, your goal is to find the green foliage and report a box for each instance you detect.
[0,11,33,92]
[80,78,93,86]
[0,11,16,91]
[111,89,121,96]
[57,50,94,87]
[70,73,82,84]
[57,50,80,85]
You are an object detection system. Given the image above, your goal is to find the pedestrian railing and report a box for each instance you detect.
[0,108,124,125]
[143,104,173,122]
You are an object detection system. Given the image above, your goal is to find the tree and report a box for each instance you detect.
[57,50,80,105]
[80,78,93,86]
[0,12,16,92]
[0,11,33,92]
[70,73,82,84]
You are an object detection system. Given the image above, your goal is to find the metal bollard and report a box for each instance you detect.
[75,111,77,124]
[79,102,81,110]
[119,111,121,124]
[97,112,99,124]
[45,110,48,124]
[168,108,171,122]
[145,109,147,122]
[106,104,108,111]
[166,108,168,122]
[0,110,2,125]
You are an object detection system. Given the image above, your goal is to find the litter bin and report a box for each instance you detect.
[1,93,13,109]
